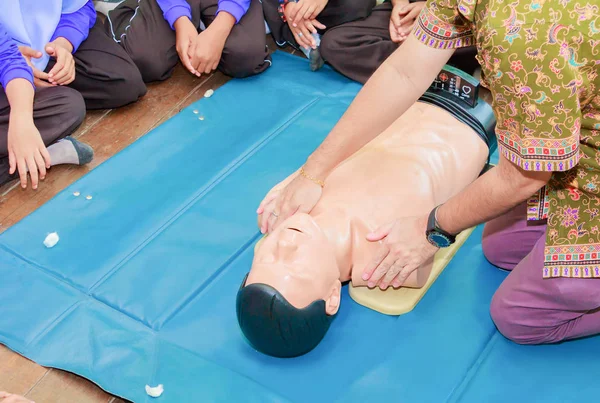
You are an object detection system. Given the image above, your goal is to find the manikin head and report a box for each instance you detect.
[236,213,342,357]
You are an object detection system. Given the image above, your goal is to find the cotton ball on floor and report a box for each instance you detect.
[204,89,214,98]
[43,232,59,248]
[145,384,164,398]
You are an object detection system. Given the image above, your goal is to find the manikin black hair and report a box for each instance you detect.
[236,273,337,358]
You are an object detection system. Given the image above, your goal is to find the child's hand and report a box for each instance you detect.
[188,24,229,77]
[174,16,199,75]
[8,113,51,189]
[288,0,328,27]
[46,38,76,85]
[18,46,53,87]
[390,2,425,43]
[284,3,326,50]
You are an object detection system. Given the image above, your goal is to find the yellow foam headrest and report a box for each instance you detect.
[349,228,475,316]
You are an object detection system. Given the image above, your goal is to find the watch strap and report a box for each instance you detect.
[428,206,456,243]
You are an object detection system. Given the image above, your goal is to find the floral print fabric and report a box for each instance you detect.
[414,0,600,278]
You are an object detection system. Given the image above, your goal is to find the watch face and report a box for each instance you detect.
[427,232,452,248]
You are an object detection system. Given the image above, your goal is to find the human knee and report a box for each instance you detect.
[221,42,270,78]
[58,87,86,131]
[117,67,147,107]
[481,225,518,270]
[100,63,147,109]
[481,232,507,268]
[130,48,176,83]
[319,29,344,63]
[342,0,376,22]
[489,291,529,344]
[490,291,557,345]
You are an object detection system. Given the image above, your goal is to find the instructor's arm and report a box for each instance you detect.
[259,33,454,232]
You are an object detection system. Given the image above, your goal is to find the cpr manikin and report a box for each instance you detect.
[237,67,496,358]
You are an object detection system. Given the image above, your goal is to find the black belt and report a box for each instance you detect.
[417,66,497,155]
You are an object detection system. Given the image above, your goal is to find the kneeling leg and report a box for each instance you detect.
[490,234,600,344]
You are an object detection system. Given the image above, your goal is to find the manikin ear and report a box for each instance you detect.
[325,279,342,315]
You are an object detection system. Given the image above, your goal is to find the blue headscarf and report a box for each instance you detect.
[1,0,89,70]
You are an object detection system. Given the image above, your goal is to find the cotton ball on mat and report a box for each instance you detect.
[145,384,164,398]
[204,89,214,98]
[43,232,59,248]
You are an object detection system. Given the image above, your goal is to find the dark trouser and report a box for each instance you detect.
[0,87,86,186]
[105,0,271,82]
[49,17,147,110]
[319,2,479,83]
[263,0,376,48]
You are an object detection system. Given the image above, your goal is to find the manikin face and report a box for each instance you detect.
[247,213,342,314]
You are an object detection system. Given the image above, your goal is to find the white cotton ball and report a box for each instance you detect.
[145,384,164,398]
[204,89,214,98]
[43,232,59,248]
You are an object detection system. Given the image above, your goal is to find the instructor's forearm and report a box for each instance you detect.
[6,78,34,119]
[436,157,551,235]
[306,64,419,177]
[305,38,453,179]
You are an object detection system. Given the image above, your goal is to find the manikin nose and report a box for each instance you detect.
[276,239,298,258]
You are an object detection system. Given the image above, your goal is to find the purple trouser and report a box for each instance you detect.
[482,202,600,344]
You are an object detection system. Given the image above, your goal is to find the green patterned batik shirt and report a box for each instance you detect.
[414,0,600,278]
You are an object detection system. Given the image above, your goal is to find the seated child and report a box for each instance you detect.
[1,1,148,189]
[105,0,272,82]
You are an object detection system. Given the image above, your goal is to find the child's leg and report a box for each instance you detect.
[263,0,375,49]
[104,0,179,83]
[0,86,88,186]
[491,233,600,344]
[320,2,397,83]
[198,0,272,78]
[45,17,146,110]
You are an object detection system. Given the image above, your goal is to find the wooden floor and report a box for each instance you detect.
[0,39,297,402]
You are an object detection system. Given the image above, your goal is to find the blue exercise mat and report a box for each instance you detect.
[0,52,598,403]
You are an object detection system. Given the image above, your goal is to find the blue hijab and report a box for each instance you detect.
[1,0,89,70]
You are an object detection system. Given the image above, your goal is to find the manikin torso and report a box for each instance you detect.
[298,102,488,288]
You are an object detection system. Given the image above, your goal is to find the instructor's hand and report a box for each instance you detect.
[256,172,322,234]
[362,214,437,290]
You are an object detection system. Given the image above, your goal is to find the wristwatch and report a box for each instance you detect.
[426,205,456,248]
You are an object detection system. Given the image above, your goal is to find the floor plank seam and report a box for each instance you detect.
[147,73,218,133]
[1,181,19,198]
[24,368,51,398]
[0,52,304,401]
[75,110,113,140]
